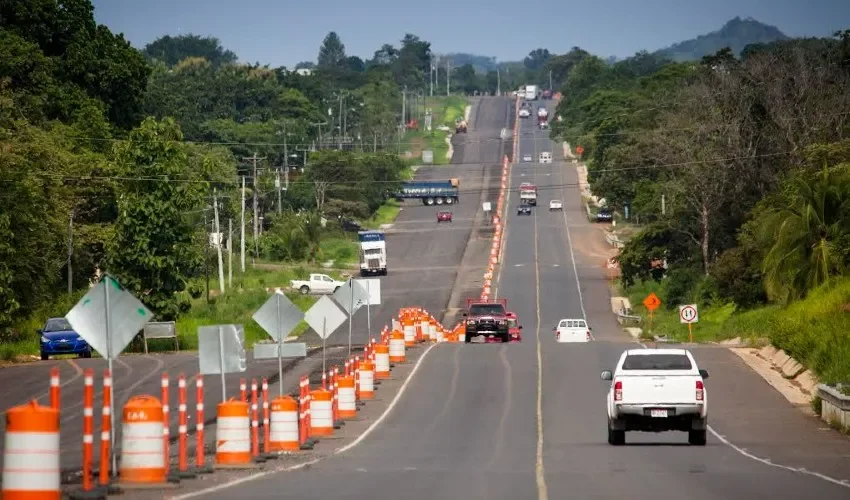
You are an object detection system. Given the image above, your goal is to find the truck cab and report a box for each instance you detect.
[358,230,387,276]
[519,185,538,206]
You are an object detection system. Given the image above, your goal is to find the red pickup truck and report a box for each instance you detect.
[463,298,510,343]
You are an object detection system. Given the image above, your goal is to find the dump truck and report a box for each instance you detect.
[455,119,468,133]
[395,178,460,205]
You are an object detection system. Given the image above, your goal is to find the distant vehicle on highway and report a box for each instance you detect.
[519,109,530,118]
[506,312,523,342]
[554,318,591,343]
[549,199,563,211]
[541,89,553,100]
[39,317,91,360]
[602,348,709,446]
[522,153,533,162]
[517,203,532,215]
[436,211,453,223]
[596,207,613,223]
[463,298,510,343]
[539,152,552,164]
[539,121,548,130]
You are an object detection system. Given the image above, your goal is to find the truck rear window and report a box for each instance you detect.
[622,354,692,370]
[469,304,505,316]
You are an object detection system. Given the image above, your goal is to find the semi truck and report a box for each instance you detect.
[525,84,539,100]
[358,230,387,276]
[396,178,460,205]
[520,184,538,205]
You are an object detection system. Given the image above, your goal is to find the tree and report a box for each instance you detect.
[524,48,551,71]
[393,34,431,89]
[317,32,347,69]
[143,34,237,67]
[106,118,205,320]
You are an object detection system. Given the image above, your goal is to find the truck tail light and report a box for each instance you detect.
[696,380,704,401]
[614,381,622,401]
[586,331,591,341]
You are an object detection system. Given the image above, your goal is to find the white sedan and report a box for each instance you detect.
[522,154,533,162]
[554,318,592,342]
[549,200,562,210]
[519,109,530,118]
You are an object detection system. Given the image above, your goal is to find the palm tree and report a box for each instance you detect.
[758,167,850,303]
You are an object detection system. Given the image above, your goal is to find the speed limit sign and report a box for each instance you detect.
[679,304,699,324]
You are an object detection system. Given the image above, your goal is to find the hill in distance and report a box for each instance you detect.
[450,16,791,70]
[653,16,789,61]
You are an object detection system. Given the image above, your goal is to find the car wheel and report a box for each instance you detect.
[464,334,472,343]
[81,350,92,359]
[688,430,707,446]
[607,422,625,446]
[299,285,310,294]
[40,352,49,361]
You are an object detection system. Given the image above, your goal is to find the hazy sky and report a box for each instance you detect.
[91,0,849,67]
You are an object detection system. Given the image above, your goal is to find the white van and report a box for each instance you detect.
[539,152,552,164]
[554,318,592,342]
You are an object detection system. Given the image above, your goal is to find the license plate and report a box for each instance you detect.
[650,409,668,418]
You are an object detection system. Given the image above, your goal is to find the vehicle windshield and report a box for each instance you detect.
[507,319,518,328]
[44,318,73,332]
[622,354,692,370]
[469,304,506,316]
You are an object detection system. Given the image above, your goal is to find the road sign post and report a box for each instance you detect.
[356,279,382,345]
[65,274,153,477]
[678,304,699,343]
[333,279,369,357]
[642,292,661,334]
[304,296,347,374]
[251,291,305,396]
[198,325,247,401]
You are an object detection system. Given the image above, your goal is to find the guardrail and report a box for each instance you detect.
[615,308,642,325]
[817,384,850,431]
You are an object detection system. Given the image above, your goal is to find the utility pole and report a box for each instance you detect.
[67,210,74,294]
[213,189,225,294]
[446,59,450,96]
[497,68,501,96]
[204,210,210,304]
[549,70,553,90]
[430,63,434,97]
[338,94,344,150]
[240,176,246,273]
[661,193,666,216]
[243,153,266,267]
[227,218,233,288]
[401,86,407,133]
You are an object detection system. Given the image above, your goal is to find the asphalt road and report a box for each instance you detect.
[197,96,850,499]
[0,96,509,480]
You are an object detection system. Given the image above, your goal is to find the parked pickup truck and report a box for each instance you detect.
[601,348,709,446]
[290,273,346,295]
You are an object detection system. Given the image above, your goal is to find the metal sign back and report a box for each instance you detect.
[252,291,304,342]
[198,324,247,375]
[253,342,308,360]
[65,275,152,359]
[304,296,347,340]
[333,278,369,315]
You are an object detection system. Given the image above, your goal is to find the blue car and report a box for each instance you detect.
[39,317,92,360]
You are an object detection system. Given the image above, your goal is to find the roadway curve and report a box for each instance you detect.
[198,96,850,499]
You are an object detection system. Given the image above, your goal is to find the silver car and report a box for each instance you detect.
[522,154,533,162]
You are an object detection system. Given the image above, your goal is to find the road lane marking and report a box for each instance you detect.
[556,164,588,320]
[484,345,513,471]
[531,127,550,500]
[634,341,850,488]
[168,338,440,499]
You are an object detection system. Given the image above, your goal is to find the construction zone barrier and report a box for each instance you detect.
[215,400,252,468]
[374,343,391,378]
[2,401,61,499]
[389,330,407,362]
[119,395,167,486]
[359,360,375,399]
[309,389,334,436]
[337,376,357,419]
[269,396,300,451]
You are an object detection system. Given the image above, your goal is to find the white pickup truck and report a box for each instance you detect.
[601,348,709,446]
[290,273,345,295]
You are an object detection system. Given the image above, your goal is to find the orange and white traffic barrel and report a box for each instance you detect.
[358,360,375,399]
[402,318,416,347]
[309,389,334,436]
[458,323,467,343]
[215,399,251,466]
[436,325,445,343]
[2,400,60,499]
[269,396,299,451]
[374,343,391,378]
[428,318,438,341]
[389,331,406,363]
[119,395,167,485]
[337,376,357,419]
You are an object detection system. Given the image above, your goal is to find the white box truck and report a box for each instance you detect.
[525,85,539,101]
[358,230,387,276]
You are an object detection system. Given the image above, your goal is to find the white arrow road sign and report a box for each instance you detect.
[679,304,699,324]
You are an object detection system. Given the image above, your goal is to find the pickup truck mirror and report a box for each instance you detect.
[600,370,613,381]
[699,369,709,379]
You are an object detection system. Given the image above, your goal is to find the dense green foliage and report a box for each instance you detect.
[0,0,447,335]
[555,29,850,379]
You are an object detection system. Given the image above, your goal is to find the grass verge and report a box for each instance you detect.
[362,167,415,229]
[622,277,850,385]
[402,96,469,165]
